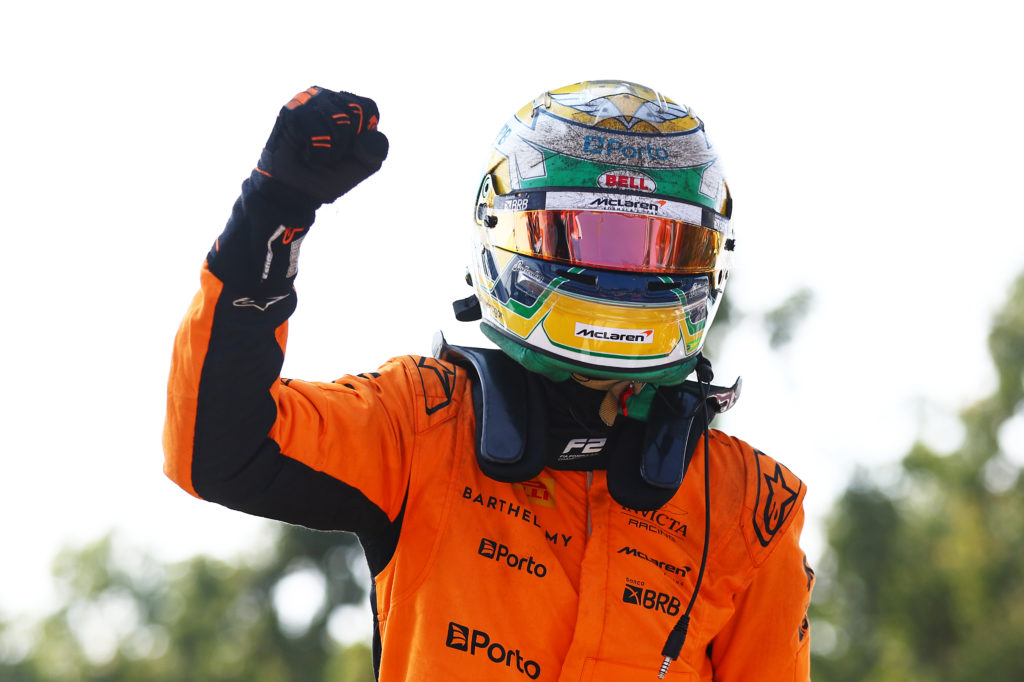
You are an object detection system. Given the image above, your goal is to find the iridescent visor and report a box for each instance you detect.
[493,210,723,274]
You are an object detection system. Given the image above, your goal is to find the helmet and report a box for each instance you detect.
[469,80,733,385]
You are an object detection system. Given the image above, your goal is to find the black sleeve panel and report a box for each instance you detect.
[198,431,398,538]
[188,177,401,543]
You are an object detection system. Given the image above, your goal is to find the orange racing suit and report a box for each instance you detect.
[163,177,813,681]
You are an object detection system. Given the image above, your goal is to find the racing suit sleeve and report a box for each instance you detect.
[709,506,814,681]
[162,174,416,532]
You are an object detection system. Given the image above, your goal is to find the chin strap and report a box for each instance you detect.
[569,374,648,427]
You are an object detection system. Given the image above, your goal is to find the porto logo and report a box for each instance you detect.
[446,622,470,651]
[477,538,548,578]
[445,621,541,679]
[575,323,653,344]
[582,134,670,161]
[621,580,681,616]
[597,169,657,193]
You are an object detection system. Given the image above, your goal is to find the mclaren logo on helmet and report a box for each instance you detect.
[574,323,654,344]
[588,197,666,214]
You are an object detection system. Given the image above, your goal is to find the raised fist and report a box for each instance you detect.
[255,87,389,205]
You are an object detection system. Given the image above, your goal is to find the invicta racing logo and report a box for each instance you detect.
[446,621,541,679]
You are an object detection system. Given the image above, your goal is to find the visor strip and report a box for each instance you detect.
[496,191,726,232]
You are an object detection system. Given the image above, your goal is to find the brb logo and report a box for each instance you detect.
[502,197,530,212]
[621,578,681,616]
[478,538,548,578]
[446,621,541,679]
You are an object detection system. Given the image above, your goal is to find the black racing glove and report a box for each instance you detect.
[208,87,388,296]
[253,86,389,206]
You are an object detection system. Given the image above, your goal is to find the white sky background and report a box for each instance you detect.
[2,0,1023,629]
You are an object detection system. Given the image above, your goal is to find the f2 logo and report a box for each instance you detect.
[562,438,606,455]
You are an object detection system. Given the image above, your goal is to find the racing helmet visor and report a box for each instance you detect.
[491,209,723,274]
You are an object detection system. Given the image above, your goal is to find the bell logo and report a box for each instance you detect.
[597,169,657,193]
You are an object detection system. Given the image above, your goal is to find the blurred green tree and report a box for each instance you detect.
[0,526,374,682]
[811,271,1024,681]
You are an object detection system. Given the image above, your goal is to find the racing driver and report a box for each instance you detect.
[164,80,814,681]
